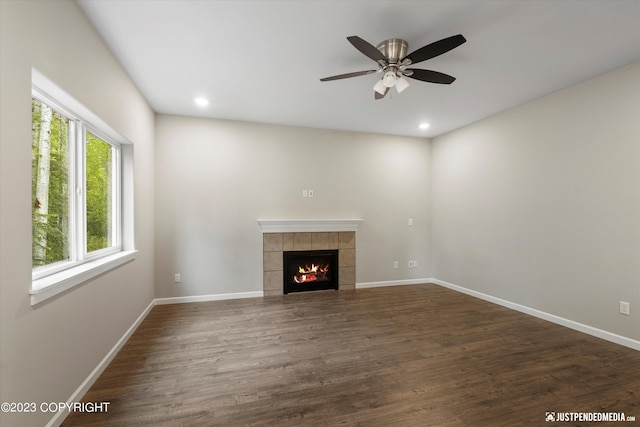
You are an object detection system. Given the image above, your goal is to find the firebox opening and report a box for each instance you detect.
[283,250,338,294]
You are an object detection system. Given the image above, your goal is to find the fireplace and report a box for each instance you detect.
[259,220,362,296]
[283,250,339,294]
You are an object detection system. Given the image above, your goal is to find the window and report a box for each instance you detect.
[30,69,135,305]
[32,96,71,268]
[31,92,121,276]
[85,130,117,253]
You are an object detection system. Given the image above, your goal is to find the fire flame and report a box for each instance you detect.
[293,263,330,284]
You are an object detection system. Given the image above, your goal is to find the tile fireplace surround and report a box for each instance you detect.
[258,220,362,296]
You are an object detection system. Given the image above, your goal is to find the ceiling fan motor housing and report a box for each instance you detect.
[376,39,408,64]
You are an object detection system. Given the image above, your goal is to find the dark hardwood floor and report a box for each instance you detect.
[62,285,640,426]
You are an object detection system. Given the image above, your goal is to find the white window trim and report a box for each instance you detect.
[30,250,137,305]
[30,68,136,305]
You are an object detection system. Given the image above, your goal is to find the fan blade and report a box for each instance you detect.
[403,34,466,65]
[320,70,378,82]
[405,69,456,84]
[347,36,386,62]
[374,86,389,100]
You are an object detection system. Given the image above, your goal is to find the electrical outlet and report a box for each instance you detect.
[413,260,418,268]
[174,273,181,283]
[408,260,413,268]
[393,261,399,269]
[308,190,314,198]
[408,218,413,226]
[620,301,630,316]
[302,189,308,198]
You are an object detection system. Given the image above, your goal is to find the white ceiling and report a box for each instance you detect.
[76,0,640,138]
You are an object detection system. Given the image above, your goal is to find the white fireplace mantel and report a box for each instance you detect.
[257,219,363,233]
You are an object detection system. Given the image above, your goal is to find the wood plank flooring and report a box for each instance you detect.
[62,285,640,426]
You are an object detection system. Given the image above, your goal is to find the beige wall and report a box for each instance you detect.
[431,63,640,341]
[155,115,431,298]
[0,1,155,426]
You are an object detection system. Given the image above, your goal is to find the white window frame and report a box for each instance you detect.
[30,69,136,305]
[82,125,122,261]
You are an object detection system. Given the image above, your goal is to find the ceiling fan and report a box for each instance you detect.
[320,34,466,100]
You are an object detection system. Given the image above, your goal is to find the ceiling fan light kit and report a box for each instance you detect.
[320,34,466,100]
[382,69,398,87]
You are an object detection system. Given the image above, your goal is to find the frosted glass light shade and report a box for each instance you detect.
[395,76,410,93]
[373,79,386,95]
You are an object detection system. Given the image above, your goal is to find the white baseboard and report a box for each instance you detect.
[430,278,640,351]
[46,299,156,427]
[154,291,264,305]
[356,278,431,289]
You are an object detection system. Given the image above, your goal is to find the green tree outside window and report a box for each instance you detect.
[86,132,113,253]
[32,97,70,267]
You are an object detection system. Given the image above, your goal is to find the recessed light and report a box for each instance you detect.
[419,123,430,130]
[194,97,209,106]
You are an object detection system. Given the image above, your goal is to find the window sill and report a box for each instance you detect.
[30,250,137,305]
